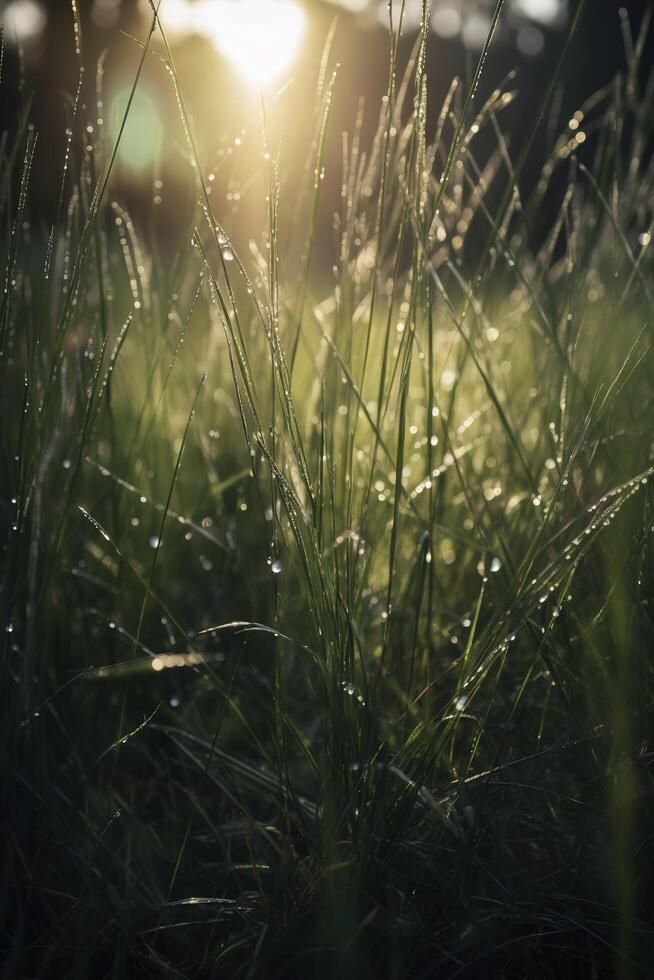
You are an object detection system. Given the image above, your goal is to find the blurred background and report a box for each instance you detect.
[0,0,651,263]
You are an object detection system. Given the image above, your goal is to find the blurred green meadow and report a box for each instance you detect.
[1,2,654,977]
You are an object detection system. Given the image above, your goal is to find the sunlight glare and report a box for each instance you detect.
[160,0,306,87]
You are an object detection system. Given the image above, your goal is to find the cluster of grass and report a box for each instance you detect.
[2,2,654,977]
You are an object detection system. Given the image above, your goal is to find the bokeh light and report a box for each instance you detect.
[2,0,47,46]
[513,0,563,25]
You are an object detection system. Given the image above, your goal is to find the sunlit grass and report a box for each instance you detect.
[1,2,653,978]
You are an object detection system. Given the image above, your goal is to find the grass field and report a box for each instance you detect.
[2,2,654,977]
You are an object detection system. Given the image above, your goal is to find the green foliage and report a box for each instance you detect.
[1,4,653,977]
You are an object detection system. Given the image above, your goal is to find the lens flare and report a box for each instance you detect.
[110,88,163,171]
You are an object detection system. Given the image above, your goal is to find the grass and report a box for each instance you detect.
[1,2,654,977]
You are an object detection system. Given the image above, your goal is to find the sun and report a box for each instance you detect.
[160,0,306,88]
